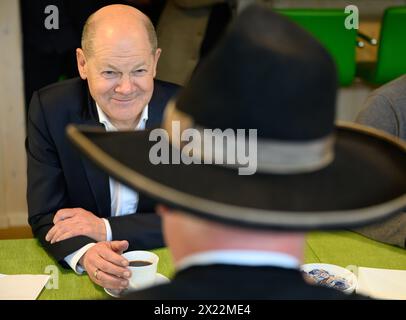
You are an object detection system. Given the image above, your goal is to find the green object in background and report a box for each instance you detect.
[358,6,406,85]
[276,9,357,86]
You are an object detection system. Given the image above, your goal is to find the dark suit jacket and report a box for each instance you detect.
[26,77,179,265]
[123,264,368,300]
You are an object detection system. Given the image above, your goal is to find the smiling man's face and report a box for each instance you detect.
[77,16,160,130]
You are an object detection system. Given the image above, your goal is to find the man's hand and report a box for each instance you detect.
[45,208,107,243]
[81,241,131,290]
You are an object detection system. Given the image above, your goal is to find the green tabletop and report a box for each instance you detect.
[0,239,174,300]
[305,231,406,269]
[1,231,405,299]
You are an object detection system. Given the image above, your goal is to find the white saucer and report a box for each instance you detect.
[301,263,357,294]
[104,273,170,298]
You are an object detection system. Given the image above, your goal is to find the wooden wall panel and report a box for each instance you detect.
[0,0,28,228]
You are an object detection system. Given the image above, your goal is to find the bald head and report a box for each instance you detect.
[81,4,158,57]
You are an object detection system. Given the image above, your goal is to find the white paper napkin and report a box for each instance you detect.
[0,274,50,300]
[356,267,406,300]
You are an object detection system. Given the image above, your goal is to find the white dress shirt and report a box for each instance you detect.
[176,249,300,271]
[64,104,149,273]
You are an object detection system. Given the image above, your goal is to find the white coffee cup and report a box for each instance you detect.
[122,250,159,291]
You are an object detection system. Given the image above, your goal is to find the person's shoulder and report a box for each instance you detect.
[154,79,182,94]
[120,282,370,300]
[369,75,406,102]
[36,77,85,97]
[149,80,182,117]
[31,77,88,114]
[356,76,406,137]
[27,77,90,128]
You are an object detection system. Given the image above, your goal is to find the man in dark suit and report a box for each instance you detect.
[26,4,178,291]
[21,0,167,110]
[68,5,406,299]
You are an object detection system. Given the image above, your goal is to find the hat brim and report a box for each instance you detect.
[67,122,406,230]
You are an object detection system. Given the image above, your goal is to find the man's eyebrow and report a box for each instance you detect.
[102,62,148,70]
[105,64,119,70]
[132,61,148,69]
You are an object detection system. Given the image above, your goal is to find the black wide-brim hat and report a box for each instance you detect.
[67,5,406,230]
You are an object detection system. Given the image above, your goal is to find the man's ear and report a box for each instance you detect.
[152,48,162,78]
[76,48,88,80]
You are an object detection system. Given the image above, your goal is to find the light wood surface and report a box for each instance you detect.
[0,0,28,228]
[0,227,33,240]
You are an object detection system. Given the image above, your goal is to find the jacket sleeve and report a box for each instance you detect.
[352,212,406,248]
[106,213,165,250]
[353,94,406,248]
[26,91,95,265]
[356,94,400,136]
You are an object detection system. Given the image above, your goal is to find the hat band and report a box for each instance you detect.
[162,101,335,174]
[256,134,335,174]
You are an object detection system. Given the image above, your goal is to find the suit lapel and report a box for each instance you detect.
[146,81,168,129]
[77,88,111,218]
[79,122,111,218]
[138,82,166,212]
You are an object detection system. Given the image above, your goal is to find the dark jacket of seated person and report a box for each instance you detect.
[354,74,406,248]
[26,77,179,266]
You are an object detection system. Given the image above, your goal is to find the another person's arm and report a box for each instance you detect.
[353,213,406,248]
[353,93,406,248]
[356,94,400,136]
[107,213,165,250]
